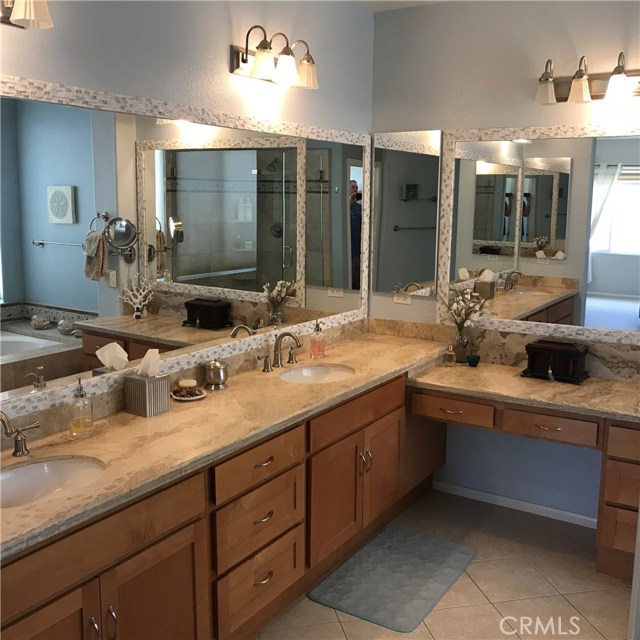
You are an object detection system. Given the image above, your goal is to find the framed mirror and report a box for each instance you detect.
[372,131,441,296]
[0,77,370,407]
[438,125,640,339]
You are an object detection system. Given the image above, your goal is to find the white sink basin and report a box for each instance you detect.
[1,457,105,508]
[279,364,355,384]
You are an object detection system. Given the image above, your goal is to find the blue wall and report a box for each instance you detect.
[436,424,602,518]
[10,99,98,311]
[1,99,25,303]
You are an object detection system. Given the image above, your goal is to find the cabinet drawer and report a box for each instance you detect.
[309,377,405,452]
[547,297,574,324]
[604,459,640,509]
[216,525,305,638]
[526,309,548,323]
[608,426,640,462]
[411,393,494,429]
[600,505,638,553]
[128,340,172,360]
[215,465,305,573]
[214,426,304,504]
[82,332,125,355]
[502,409,598,448]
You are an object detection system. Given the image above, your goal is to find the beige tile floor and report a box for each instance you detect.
[255,491,632,640]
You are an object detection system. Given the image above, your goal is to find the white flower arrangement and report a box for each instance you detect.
[263,280,295,315]
[448,288,486,334]
[533,235,549,250]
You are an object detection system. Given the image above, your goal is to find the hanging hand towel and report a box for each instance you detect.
[156,229,166,273]
[84,230,107,281]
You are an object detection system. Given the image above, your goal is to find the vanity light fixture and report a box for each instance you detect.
[535,52,639,104]
[230,24,319,89]
[568,56,591,103]
[1,0,53,28]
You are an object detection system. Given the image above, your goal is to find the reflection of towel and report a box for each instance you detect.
[84,231,107,280]
[156,229,166,273]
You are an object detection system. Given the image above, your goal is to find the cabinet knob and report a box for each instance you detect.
[89,617,100,639]
[365,450,373,472]
[253,570,274,586]
[358,451,367,476]
[253,510,274,525]
[536,423,562,432]
[440,408,464,415]
[253,455,275,469]
[107,604,118,640]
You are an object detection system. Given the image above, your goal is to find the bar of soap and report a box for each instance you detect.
[178,378,197,389]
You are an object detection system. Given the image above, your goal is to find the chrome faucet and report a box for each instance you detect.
[273,332,302,368]
[230,324,256,338]
[402,282,422,293]
[1,411,40,457]
[25,366,46,390]
[504,270,524,292]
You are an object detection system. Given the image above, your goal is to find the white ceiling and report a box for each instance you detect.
[359,1,434,12]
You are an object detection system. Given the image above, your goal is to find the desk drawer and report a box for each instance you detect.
[411,393,494,429]
[608,426,640,462]
[600,505,638,553]
[216,525,305,638]
[502,409,598,448]
[604,459,640,509]
[310,377,405,452]
[214,426,304,504]
[215,465,305,573]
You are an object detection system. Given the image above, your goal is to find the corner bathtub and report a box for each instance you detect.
[0,331,61,358]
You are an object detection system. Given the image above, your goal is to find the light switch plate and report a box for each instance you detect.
[393,293,411,305]
[328,288,344,298]
[108,270,117,287]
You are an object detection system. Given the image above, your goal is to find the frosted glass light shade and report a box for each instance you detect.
[274,53,299,87]
[535,81,556,105]
[605,72,631,102]
[297,59,319,89]
[251,49,275,81]
[568,77,591,103]
[10,0,53,28]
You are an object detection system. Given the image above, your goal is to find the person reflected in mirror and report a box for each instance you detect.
[522,193,531,240]
[503,192,513,240]
[349,179,362,289]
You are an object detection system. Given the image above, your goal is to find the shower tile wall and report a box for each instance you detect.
[306,148,332,287]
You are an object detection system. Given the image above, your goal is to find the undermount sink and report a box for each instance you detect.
[1,457,105,508]
[279,364,355,384]
[507,290,546,296]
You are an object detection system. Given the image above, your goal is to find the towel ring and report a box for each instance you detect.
[155,217,163,232]
[89,211,110,232]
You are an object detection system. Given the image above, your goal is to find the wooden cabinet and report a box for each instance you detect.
[524,296,575,325]
[1,474,210,639]
[308,380,405,567]
[598,419,640,581]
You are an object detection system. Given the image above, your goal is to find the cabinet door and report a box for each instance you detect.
[308,431,364,567]
[363,408,402,527]
[100,521,210,640]
[2,581,101,640]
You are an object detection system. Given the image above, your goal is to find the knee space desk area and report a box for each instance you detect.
[408,363,640,582]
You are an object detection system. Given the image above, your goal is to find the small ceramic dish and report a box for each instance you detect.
[466,355,481,368]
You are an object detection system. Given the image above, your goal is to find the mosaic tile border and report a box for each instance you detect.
[436,123,640,346]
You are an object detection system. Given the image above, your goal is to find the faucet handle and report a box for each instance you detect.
[258,354,273,373]
[287,347,299,365]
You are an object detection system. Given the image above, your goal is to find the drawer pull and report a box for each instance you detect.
[253,510,274,525]
[358,451,367,476]
[90,617,100,638]
[536,423,562,432]
[440,408,464,415]
[365,450,373,472]
[253,570,274,586]
[253,455,274,469]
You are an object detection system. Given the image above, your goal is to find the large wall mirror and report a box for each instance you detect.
[438,126,640,338]
[372,131,441,296]
[0,78,369,405]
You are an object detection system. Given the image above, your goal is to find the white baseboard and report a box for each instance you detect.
[433,481,597,529]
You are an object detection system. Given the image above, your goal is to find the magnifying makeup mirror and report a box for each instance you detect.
[168,216,184,244]
[105,217,138,263]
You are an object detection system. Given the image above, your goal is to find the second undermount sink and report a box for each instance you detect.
[279,364,355,384]
[1,457,105,508]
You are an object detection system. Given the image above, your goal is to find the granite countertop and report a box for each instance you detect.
[0,333,447,560]
[409,363,640,422]
[485,287,576,320]
[74,314,239,349]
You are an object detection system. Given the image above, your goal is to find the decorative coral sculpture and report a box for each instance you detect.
[121,275,155,318]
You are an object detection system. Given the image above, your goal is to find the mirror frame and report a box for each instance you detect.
[437,123,640,344]
[0,74,371,418]
[136,136,307,307]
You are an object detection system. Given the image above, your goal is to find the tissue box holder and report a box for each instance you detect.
[124,374,170,417]
[521,340,588,385]
[474,280,496,300]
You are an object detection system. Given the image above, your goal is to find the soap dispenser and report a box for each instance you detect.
[69,377,94,439]
[310,319,326,359]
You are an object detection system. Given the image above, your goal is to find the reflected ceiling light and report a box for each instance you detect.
[568,56,591,103]
[1,0,53,28]
[605,52,631,102]
[534,52,639,104]
[230,24,319,89]
[535,59,556,105]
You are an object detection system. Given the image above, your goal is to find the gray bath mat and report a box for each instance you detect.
[308,527,476,632]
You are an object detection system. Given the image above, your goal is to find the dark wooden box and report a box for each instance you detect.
[521,339,589,384]
[183,298,231,330]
